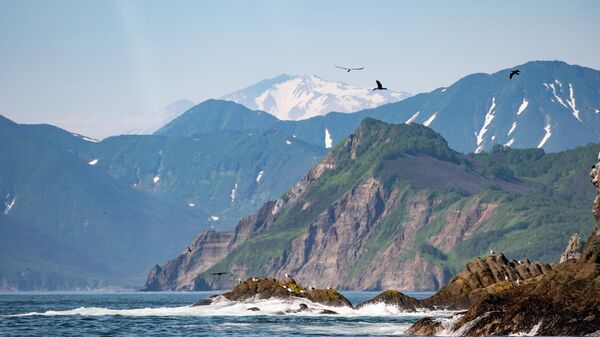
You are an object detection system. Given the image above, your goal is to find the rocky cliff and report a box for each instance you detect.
[144,119,598,292]
[408,153,600,336]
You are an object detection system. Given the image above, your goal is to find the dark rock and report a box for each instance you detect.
[356,290,432,311]
[191,294,219,306]
[408,153,600,336]
[246,307,260,311]
[421,254,552,309]
[319,309,338,315]
[195,277,352,308]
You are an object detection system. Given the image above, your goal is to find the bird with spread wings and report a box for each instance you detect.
[335,65,365,72]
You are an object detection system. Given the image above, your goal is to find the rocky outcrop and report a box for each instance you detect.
[193,277,352,308]
[356,290,432,311]
[408,153,600,336]
[141,231,233,291]
[560,233,583,262]
[421,254,552,309]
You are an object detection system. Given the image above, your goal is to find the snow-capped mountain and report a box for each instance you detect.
[221,74,411,120]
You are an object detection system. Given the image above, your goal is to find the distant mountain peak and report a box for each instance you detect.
[221,74,412,120]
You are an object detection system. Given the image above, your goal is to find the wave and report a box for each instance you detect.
[7,296,457,319]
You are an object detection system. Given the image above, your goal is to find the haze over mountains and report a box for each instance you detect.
[2,60,600,290]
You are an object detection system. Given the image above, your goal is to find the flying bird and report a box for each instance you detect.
[335,65,364,72]
[187,246,192,253]
[373,80,387,91]
[211,272,229,276]
[509,69,520,79]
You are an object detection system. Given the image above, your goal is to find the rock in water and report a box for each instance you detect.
[420,254,552,310]
[193,277,352,308]
[560,233,583,263]
[408,152,600,336]
[356,290,432,311]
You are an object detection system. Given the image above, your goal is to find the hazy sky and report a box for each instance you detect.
[1,0,599,138]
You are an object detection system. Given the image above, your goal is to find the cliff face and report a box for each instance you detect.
[408,152,600,336]
[144,119,598,292]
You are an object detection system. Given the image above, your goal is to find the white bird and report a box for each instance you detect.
[518,260,523,264]
[252,277,259,282]
[327,287,332,290]
[287,288,293,292]
[517,279,522,285]
[285,273,291,278]
[309,286,315,290]
[335,65,364,72]
[238,278,242,283]
[490,249,496,255]
[504,276,509,281]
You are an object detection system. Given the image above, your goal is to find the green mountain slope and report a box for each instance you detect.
[144,118,598,291]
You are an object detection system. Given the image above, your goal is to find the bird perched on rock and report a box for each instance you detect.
[335,65,364,72]
[490,249,496,255]
[509,69,520,79]
[372,80,387,91]
[285,273,291,278]
[252,277,259,282]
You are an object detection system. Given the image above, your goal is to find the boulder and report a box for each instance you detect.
[356,290,432,311]
[193,277,352,308]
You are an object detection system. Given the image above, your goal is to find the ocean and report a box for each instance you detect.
[0,291,456,336]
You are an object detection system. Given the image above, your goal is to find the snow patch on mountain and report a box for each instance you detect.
[88,159,98,166]
[153,176,160,184]
[423,112,438,127]
[256,170,264,183]
[517,99,528,115]
[538,117,552,148]
[3,196,15,215]
[230,183,238,203]
[567,83,580,121]
[508,122,518,136]
[405,111,420,124]
[222,74,411,120]
[475,97,497,153]
[325,128,333,149]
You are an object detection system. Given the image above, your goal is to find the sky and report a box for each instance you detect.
[1,0,599,138]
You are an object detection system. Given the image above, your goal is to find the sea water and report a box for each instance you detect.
[0,291,457,336]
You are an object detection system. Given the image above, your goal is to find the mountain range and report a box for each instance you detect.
[2,60,600,290]
[163,61,600,154]
[221,74,411,120]
[144,118,598,291]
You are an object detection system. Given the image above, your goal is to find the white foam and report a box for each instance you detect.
[256,170,264,183]
[517,99,528,115]
[325,128,333,149]
[405,111,420,124]
[423,112,438,127]
[475,97,496,153]
[88,159,98,166]
[8,296,457,320]
[509,320,543,336]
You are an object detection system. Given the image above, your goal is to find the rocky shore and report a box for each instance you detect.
[405,154,600,336]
